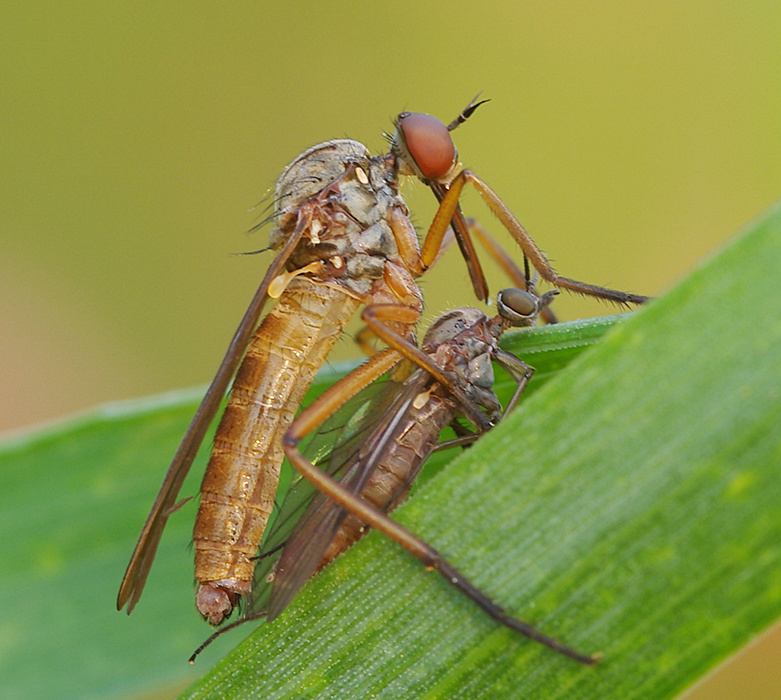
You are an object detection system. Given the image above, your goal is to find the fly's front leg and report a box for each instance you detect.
[354,326,382,357]
[436,169,649,306]
[494,348,535,415]
[431,430,482,452]
[390,202,489,303]
[288,346,405,439]
[466,217,560,325]
[428,185,489,302]
[465,217,528,290]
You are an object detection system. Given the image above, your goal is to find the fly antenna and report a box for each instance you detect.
[523,254,532,290]
[447,94,490,131]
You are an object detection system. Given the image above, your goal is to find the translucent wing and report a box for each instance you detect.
[117,227,306,614]
[246,368,428,619]
[244,378,392,613]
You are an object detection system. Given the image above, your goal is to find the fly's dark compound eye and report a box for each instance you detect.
[497,288,539,327]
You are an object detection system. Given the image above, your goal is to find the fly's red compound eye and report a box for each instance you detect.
[399,112,456,181]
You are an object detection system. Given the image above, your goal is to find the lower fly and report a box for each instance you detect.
[190,279,596,664]
[280,283,597,664]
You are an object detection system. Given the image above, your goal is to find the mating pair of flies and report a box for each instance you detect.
[117,97,648,664]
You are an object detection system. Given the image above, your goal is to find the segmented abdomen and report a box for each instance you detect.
[194,277,360,592]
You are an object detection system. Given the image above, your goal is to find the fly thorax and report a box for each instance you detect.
[358,220,396,256]
[432,342,457,371]
[274,139,371,215]
[368,166,407,221]
[270,139,376,256]
[326,219,397,260]
[423,308,488,347]
[326,219,399,296]
[344,255,387,285]
[336,175,381,229]
[281,214,358,273]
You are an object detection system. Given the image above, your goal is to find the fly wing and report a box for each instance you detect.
[244,377,393,614]
[268,382,422,619]
[247,371,426,620]
[117,228,305,614]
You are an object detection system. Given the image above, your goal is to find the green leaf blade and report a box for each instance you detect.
[2,203,780,699]
[0,324,604,700]
[181,201,781,698]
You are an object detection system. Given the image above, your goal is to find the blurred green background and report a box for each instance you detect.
[1,3,779,698]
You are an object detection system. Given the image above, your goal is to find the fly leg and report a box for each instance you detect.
[428,169,649,306]
[385,188,488,302]
[466,218,560,325]
[284,409,598,665]
[434,419,482,451]
[288,301,473,440]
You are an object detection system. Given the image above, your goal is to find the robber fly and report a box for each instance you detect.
[119,97,647,627]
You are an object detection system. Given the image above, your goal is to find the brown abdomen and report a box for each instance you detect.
[319,392,455,569]
[194,278,359,623]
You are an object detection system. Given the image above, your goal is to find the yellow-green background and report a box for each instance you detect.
[2,3,779,698]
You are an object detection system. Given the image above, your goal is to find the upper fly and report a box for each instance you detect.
[118,97,647,628]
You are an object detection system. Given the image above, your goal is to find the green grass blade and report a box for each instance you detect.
[0,303,612,699]
[181,200,781,698]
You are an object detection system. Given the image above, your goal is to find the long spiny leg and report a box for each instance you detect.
[425,169,648,306]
